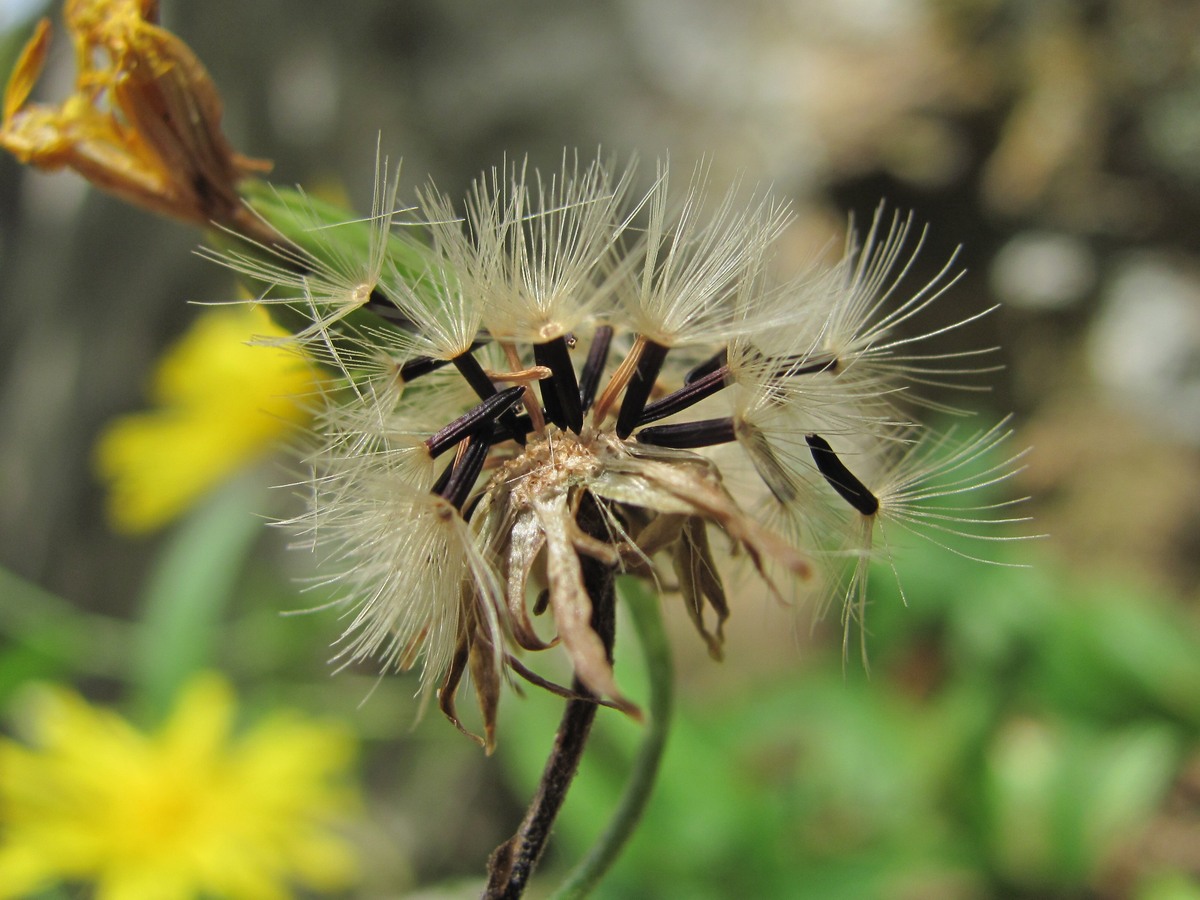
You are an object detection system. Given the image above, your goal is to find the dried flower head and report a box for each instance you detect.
[0,0,271,233]
[228,153,1031,751]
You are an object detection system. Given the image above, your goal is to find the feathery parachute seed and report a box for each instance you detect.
[202,146,412,345]
[238,151,1034,745]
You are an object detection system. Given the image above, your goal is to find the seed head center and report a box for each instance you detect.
[502,428,606,505]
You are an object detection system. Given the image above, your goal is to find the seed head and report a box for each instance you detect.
[240,151,1033,749]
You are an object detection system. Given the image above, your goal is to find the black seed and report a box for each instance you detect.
[489,414,533,445]
[616,339,669,439]
[534,336,583,433]
[578,326,613,414]
[453,349,526,445]
[452,350,498,400]
[425,386,525,458]
[438,432,492,510]
[398,355,449,383]
[635,417,737,449]
[638,365,730,426]
[398,338,489,384]
[684,348,727,385]
[431,457,455,496]
[806,433,879,516]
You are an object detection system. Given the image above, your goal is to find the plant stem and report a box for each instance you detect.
[483,495,617,899]
[549,579,674,900]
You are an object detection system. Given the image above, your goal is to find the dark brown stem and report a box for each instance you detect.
[483,494,617,899]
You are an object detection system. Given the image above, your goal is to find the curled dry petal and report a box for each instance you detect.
[437,636,474,744]
[505,509,555,652]
[672,517,729,661]
[437,603,504,754]
[468,628,502,754]
[534,492,640,718]
[597,453,812,590]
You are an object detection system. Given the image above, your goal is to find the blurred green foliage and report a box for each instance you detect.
[2,413,1198,900]
[4,1,1200,896]
[500,535,1200,899]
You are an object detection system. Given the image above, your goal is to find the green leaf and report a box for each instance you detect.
[130,473,267,723]
[0,566,132,693]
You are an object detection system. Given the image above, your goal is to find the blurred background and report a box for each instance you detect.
[1,0,1199,897]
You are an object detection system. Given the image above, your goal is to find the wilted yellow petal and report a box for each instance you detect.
[1,0,271,233]
[2,18,51,125]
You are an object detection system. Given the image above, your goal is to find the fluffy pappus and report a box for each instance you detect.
[232,150,1036,749]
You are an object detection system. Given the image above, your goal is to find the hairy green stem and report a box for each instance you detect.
[549,579,674,900]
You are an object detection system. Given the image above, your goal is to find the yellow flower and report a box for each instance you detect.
[95,304,323,534]
[0,0,272,235]
[0,673,361,900]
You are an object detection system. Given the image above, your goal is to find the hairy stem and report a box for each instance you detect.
[483,494,617,899]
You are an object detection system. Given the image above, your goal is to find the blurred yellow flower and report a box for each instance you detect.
[0,673,361,900]
[0,0,273,236]
[95,304,323,534]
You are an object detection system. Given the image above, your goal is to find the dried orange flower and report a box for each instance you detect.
[0,0,271,234]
